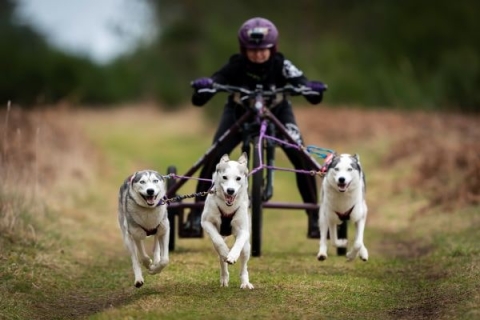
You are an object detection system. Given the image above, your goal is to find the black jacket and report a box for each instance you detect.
[192,52,323,106]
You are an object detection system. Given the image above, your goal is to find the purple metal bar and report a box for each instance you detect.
[264,109,323,171]
[263,202,319,210]
[249,118,268,176]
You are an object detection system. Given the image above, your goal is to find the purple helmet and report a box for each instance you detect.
[238,17,279,54]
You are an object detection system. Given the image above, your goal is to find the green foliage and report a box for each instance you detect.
[2,0,480,111]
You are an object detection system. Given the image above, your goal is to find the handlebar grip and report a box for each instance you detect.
[197,88,217,94]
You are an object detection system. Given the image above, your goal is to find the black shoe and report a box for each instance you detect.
[179,211,203,238]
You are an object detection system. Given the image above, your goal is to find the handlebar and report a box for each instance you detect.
[197,83,321,97]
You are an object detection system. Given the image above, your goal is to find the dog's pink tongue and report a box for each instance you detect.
[225,194,235,205]
[337,182,349,192]
[146,196,155,205]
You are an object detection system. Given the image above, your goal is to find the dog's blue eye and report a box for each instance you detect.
[140,181,145,184]
[153,179,159,183]
[348,168,353,172]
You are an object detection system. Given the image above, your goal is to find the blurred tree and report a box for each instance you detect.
[1,0,479,111]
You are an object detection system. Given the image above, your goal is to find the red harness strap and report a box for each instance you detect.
[335,205,354,221]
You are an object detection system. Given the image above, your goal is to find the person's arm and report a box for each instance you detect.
[191,55,239,107]
[282,59,325,105]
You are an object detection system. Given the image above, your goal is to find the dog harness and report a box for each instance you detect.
[141,224,160,236]
[218,206,238,236]
[335,205,354,221]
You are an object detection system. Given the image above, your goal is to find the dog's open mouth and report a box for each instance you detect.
[337,182,350,192]
[224,193,237,206]
[142,194,158,206]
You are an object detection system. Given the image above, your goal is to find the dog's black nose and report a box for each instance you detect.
[227,188,235,195]
[338,177,345,184]
[147,189,154,196]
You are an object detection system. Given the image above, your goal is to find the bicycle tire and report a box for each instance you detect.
[166,166,177,252]
[250,136,263,257]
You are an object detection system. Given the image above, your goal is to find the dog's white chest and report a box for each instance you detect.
[130,205,165,228]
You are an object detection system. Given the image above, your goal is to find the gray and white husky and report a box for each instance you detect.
[201,153,254,289]
[118,170,170,288]
[317,153,369,262]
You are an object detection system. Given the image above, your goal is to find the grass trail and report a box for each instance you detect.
[1,105,479,320]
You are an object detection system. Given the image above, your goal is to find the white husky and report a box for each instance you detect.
[201,153,254,289]
[118,170,170,288]
[317,153,369,262]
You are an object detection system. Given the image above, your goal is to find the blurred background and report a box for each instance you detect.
[2,0,479,112]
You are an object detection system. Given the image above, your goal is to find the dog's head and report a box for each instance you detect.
[213,152,249,207]
[325,153,363,193]
[129,170,165,207]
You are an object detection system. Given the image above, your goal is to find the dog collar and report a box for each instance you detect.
[335,205,354,221]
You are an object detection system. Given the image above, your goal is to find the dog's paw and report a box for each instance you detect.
[317,247,328,261]
[220,277,229,287]
[359,247,369,261]
[142,257,152,269]
[317,253,328,261]
[240,282,254,290]
[334,239,348,248]
[134,279,144,288]
[225,253,239,265]
[346,250,357,261]
[148,261,168,275]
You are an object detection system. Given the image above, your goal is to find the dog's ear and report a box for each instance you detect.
[129,171,138,184]
[153,171,164,181]
[220,154,230,163]
[238,152,248,165]
[353,153,360,162]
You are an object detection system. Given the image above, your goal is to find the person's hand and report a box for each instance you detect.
[306,81,328,92]
[191,77,213,90]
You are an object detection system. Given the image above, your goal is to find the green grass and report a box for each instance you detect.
[1,108,479,320]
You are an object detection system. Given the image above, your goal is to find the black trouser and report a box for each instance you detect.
[194,100,318,216]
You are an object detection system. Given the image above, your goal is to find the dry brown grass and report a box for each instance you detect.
[299,106,480,211]
[0,103,100,241]
[380,111,480,211]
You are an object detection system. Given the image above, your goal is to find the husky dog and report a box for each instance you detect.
[201,153,254,289]
[118,170,170,288]
[317,153,369,262]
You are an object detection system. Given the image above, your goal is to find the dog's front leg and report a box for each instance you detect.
[202,221,230,259]
[317,209,329,261]
[331,221,348,249]
[126,235,145,288]
[226,229,249,264]
[149,222,170,274]
[134,238,152,269]
[219,256,229,287]
[239,241,254,289]
[347,217,368,262]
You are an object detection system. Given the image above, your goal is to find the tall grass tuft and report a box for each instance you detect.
[1,101,38,244]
